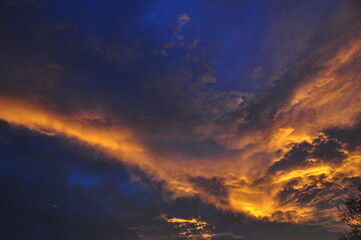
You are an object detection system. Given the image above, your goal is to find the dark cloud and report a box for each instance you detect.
[0,121,158,240]
[325,123,361,150]
[312,139,346,163]
[148,137,240,159]
[2,0,360,139]
[268,136,347,174]
[268,142,313,172]
[189,176,229,205]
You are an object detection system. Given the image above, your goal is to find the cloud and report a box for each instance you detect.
[1,27,361,224]
[0,121,156,240]
[268,136,347,173]
[174,13,191,40]
[325,123,361,150]
[189,176,229,206]
[0,119,347,240]
[1,1,361,239]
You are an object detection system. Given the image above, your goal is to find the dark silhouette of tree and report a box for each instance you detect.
[338,183,361,240]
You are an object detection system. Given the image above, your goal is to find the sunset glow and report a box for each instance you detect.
[1,1,360,239]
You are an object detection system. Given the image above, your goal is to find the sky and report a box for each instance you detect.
[1,0,361,239]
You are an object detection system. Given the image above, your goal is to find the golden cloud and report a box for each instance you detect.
[0,33,360,224]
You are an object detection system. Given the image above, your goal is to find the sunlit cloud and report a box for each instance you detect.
[163,215,217,239]
[0,29,360,226]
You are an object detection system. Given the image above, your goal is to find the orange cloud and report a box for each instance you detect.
[0,35,360,224]
[163,215,214,239]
